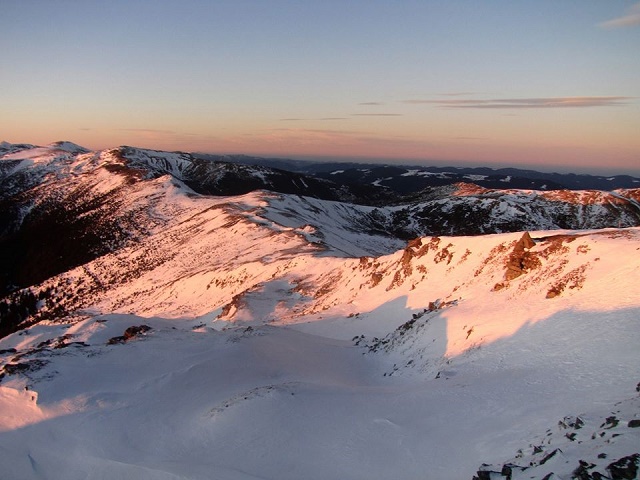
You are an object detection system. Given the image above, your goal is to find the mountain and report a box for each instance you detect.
[194,153,640,192]
[0,142,639,479]
[0,142,394,298]
[309,164,640,193]
[1,142,638,298]
[116,146,389,203]
[386,183,640,236]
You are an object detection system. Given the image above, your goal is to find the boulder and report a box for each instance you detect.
[505,232,538,281]
[608,454,640,479]
[107,325,152,345]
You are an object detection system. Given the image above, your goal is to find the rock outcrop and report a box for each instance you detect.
[505,232,538,281]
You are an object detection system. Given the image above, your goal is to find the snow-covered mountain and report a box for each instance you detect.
[194,154,640,192]
[387,183,640,236]
[313,163,640,193]
[0,142,639,479]
[1,142,638,297]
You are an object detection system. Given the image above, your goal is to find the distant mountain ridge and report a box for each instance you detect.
[194,152,640,192]
[116,146,388,204]
[0,141,639,302]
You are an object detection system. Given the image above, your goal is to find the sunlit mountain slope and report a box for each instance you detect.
[0,142,638,479]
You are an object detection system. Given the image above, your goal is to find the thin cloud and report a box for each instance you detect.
[114,128,220,148]
[455,97,632,109]
[402,93,476,103]
[270,127,368,136]
[252,127,372,149]
[437,92,477,97]
[358,102,385,105]
[402,99,478,105]
[404,96,633,109]
[117,128,177,134]
[600,2,640,29]
[280,117,349,121]
[351,113,403,116]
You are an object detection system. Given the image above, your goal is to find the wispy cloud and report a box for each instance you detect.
[351,113,403,116]
[113,128,220,149]
[402,99,441,105]
[270,128,366,136]
[117,128,177,134]
[403,96,633,109]
[437,92,477,97]
[600,2,640,29]
[358,101,385,105]
[279,117,349,121]
[256,127,430,153]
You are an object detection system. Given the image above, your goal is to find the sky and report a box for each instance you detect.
[1,0,639,175]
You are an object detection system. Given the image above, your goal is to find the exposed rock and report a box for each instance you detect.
[369,272,383,288]
[0,359,49,380]
[559,415,585,430]
[546,287,562,299]
[492,282,507,291]
[601,416,619,429]
[473,464,502,479]
[607,453,639,479]
[471,391,640,480]
[541,474,560,480]
[572,460,598,479]
[2,363,32,375]
[540,448,562,465]
[505,232,539,281]
[473,462,528,480]
[501,463,528,478]
[107,325,152,345]
[123,325,152,339]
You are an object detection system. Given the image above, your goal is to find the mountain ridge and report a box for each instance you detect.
[0,141,639,479]
[193,152,640,192]
[1,141,639,300]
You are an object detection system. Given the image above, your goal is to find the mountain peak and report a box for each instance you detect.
[47,141,90,153]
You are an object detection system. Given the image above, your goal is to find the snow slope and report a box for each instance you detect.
[1,226,639,479]
[1,142,639,479]
[0,307,638,479]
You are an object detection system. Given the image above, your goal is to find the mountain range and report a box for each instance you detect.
[193,152,640,192]
[0,141,639,480]
[1,142,639,299]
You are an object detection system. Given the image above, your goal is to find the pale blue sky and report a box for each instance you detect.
[1,0,639,174]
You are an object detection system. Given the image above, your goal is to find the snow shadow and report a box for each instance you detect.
[0,306,638,480]
[292,295,451,378]
[445,305,640,407]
